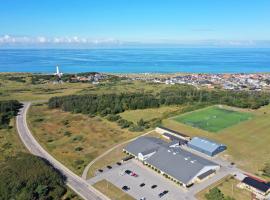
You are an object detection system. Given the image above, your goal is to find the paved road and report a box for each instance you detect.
[16,102,110,200]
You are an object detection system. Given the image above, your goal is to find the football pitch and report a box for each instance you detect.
[173,106,253,132]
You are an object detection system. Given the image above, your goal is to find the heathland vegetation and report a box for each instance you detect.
[0,153,67,200]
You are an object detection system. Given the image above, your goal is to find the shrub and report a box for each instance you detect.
[64,131,72,137]
[107,114,121,122]
[72,135,83,142]
[75,147,83,151]
[74,159,84,165]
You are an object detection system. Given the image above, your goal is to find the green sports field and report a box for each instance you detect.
[173,106,253,132]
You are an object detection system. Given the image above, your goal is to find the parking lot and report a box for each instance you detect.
[88,159,191,200]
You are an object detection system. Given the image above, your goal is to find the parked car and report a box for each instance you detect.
[122,186,130,191]
[140,183,145,187]
[116,162,122,166]
[107,165,112,169]
[163,190,169,194]
[125,169,132,174]
[159,190,169,197]
[158,192,165,198]
[131,172,138,177]
[151,185,157,189]
[98,169,103,173]
[140,198,146,200]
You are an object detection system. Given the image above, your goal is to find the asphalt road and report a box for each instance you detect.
[16,102,110,200]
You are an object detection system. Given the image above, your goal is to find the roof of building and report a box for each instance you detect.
[157,126,189,138]
[163,133,188,145]
[197,169,216,180]
[242,177,270,193]
[146,147,218,184]
[124,136,219,185]
[188,137,226,153]
[124,137,168,156]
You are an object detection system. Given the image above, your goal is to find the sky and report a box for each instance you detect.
[0,0,270,48]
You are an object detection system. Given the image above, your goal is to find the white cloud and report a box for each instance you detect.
[0,35,121,46]
[0,34,269,48]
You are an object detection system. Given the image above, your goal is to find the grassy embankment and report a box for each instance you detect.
[196,176,251,200]
[93,180,135,200]
[164,105,270,177]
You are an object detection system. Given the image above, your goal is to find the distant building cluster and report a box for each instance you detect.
[68,73,108,84]
[123,73,270,91]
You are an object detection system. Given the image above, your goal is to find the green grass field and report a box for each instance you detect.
[173,106,253,132]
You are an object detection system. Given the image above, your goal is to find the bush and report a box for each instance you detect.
[262,163,270,177]
[129,125,144,132]
[64,131,72,137]
[74,159,84,165]
[75,147,83,151]
[117,119,133,128]
[107,114,121,122]
[72,135,83,142]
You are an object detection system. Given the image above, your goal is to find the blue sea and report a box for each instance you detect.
[0,48,270,73]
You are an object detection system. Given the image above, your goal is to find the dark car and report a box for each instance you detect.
[107,165,112,169]
[158,192,165,198]
[163,190,169,194]
[151,185,157,189]
[125,169,132,174]
[122,186,130,191]
[98,169,103,173]
[140,183,145,187]
[116,162,122,166]
[159,190,169,197]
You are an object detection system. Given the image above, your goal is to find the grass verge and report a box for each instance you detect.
[93,179,135,200]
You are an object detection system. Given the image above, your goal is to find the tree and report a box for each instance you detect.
[205,187,224,200]
[262,163,270,177]
[0,153,67,200]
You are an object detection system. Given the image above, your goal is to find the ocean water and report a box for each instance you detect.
[0,48,270,73]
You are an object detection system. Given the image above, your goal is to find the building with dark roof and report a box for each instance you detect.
[187,137,227,156]
[123,136,219,187]
[155,126,191,141]
[238,177,270,198]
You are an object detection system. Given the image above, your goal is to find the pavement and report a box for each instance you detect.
[88,159,235,200]
[16,102,110,200]
[88,159,190,200]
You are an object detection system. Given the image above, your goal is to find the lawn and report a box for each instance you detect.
[119,106,182,123]
[196,176,251,200]
[93,180,135,200]
[27,103,143,175]
[164,105,270,176]
[173,106,253,132]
